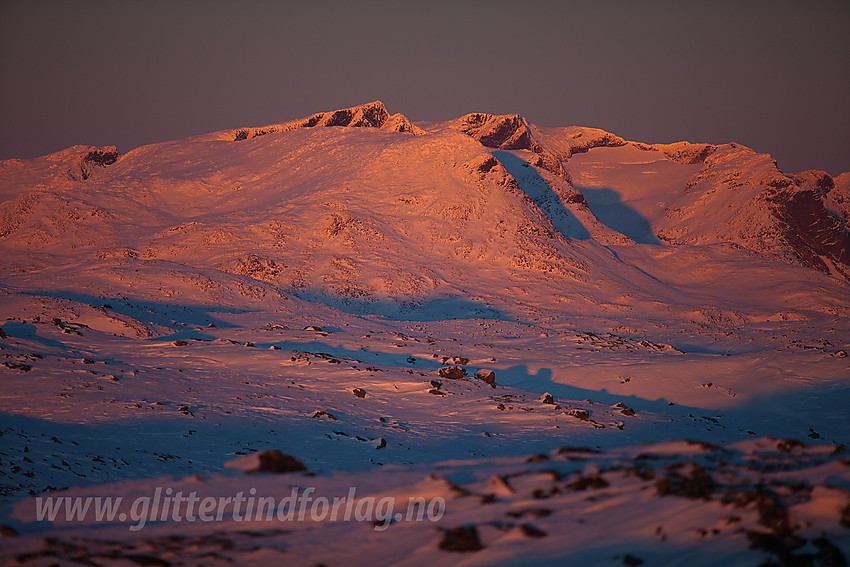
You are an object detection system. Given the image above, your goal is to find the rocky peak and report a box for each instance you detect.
[455,113,536,151]
[306,100,390,128]
[453,113,568,179]
[233,101,424,141]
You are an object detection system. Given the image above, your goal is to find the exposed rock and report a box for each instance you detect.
[476,369,496,386]
[248,449,307,474]
[615,402,636,416]
[556,446,600,455]
[656,463,715,500]
[69,146,120,180]
[561,128,627,157]
[566,473,609,490]
[519,523,547,538]
[233,101,424,141]
[775,438,806,453]
[459,114,534,150]
[745,530,805,558]
[454,113,568,177]
[646,141,716,165]
[568,408,589,420]
[438,526,483,552]
[768,184,850,273]
[539,392,554,404]
[83,146,119,167]
[506,508,553,519]
[314,102,388,128]
[229,254,282,283]
[352,388,366,398]
[312,410,337,420]
[663,144,850,276]
[462,154,522,189]
[382,112,426,135]
[441,355,470,365]
[438,366,466,379]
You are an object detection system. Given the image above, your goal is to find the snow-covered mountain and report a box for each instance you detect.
[1,101,848,565]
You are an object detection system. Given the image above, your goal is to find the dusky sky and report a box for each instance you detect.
[2,0,848,175]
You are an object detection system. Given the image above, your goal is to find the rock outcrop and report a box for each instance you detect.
[233,101,424,141]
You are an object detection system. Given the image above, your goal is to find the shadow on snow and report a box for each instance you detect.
[492,151,591,241]
[574,186,662,245]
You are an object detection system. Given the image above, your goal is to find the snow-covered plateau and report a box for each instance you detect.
[1,101,848,565]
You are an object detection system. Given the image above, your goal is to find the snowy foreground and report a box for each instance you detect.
[1,102,848,565]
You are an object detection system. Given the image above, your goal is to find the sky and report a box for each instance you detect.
[1,0,849,175]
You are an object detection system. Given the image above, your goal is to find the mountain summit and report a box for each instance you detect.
[231,100,425,141]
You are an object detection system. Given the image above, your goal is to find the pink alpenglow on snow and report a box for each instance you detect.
[0,102,848,565]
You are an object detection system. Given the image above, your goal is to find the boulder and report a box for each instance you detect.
[476,369,496,386]
[438,366,466,379]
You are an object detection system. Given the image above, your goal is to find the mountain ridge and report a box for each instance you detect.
[2,101,850,565]
[2,100,848,287]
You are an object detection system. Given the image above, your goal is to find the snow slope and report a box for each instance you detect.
[0,101,848,565]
